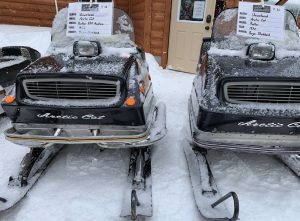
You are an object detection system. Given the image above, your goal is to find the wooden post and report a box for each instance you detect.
[161,0,171,68]
[54,0,58,14]
[143,0,152,52]
[128,0,132,17]
[225,0,239,8]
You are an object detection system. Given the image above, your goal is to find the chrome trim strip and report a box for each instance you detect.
[5,102,167,148]
[13,123,146,132]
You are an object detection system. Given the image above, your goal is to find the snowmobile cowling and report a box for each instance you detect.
[189,8,300,154]
[2,53,167,148]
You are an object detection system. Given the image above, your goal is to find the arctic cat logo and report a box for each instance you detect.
[238,120,283,128]
[37,113,106,120]
[238,120,300,128]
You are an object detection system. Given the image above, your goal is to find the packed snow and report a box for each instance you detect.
[1,25,300,221]
[0,25,51,55]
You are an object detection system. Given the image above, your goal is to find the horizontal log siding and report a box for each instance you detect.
[150,0,165,56]
[114,0,129,13]
[130,0,145,48]
[0,0,73,26]
[0,0,130,26]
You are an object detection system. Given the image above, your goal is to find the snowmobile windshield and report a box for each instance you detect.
[48,8,136,56]
[211,8,300,55]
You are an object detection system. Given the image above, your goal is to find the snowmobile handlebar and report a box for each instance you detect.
[211,191,239,221]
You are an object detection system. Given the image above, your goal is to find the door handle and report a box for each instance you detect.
[206,15,212,23]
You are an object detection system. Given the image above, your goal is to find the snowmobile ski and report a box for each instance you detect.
[121,147,152,221]
[183,144,239,221]
[0,129,64,212]
[277,154,300,177]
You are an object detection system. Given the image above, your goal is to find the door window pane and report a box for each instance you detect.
[178,0,206,22]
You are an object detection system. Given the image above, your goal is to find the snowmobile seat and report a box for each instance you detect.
[0,46,40,87]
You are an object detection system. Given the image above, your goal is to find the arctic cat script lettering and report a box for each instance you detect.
[37,113,106,120]
[238,120,300,128]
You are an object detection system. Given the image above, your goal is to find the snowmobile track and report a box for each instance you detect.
[121,147,152,221]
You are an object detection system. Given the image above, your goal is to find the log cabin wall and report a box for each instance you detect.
[1,0,298,67]
[0,0,171,67]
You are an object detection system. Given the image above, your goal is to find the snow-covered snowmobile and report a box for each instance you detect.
[0,46,40,115]
[0,7,166,220]
[185,7,300,221]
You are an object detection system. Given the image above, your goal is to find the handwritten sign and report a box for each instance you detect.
[237,2,285,40]
[67,2,114,37]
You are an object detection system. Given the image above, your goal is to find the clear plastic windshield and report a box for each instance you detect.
[212,8,300,52]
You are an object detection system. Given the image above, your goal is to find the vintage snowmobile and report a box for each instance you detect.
[185,7,300,221]
[0,46,40,115]
[0,7,166,220]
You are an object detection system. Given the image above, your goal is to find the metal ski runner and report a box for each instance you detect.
[278,154,300,177]
[121,147,152,221]
[183,144,239,221]
[0,129,64,212]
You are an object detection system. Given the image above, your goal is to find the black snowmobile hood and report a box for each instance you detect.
[19,54,135,79]
[210,55,300,79]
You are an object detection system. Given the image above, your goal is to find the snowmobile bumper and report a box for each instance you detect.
[5,103,167,148]
[189,99,300,154]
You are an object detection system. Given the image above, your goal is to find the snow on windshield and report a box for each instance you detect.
[210,8,300,59]
[47,8,137,57]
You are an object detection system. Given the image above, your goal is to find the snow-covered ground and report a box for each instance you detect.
[1,25,300,221]
[0,25,51,55]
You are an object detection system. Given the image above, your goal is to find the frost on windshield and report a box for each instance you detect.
[47,8,136,57]
[210,8,300,59]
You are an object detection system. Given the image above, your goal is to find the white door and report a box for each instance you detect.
[168,0,216,73]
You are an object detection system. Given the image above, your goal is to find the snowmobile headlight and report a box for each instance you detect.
[73,41,101,57]
[248,43,275,61]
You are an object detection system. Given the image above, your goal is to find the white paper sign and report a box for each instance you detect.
[67,2,113,37]
[237,2,285,40]
[192,1,206,20]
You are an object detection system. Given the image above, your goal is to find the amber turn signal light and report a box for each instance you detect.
[125,96,136,106]
[4,95,16,104]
